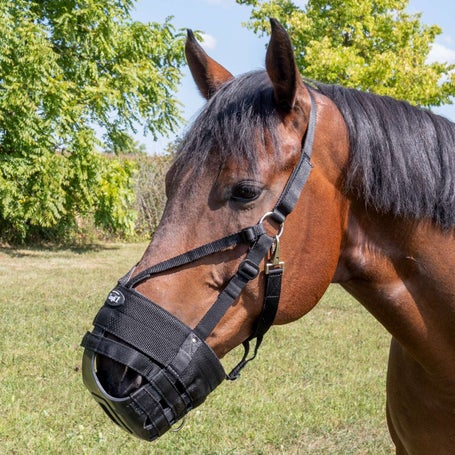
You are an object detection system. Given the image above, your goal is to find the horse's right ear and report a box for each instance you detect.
[266,18,301,111]
[185,30,234,100]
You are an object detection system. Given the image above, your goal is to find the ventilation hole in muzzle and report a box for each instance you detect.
[143,415,154,430]
[158,398,176,425]
[95,353,145,398]
[142,406,172,434]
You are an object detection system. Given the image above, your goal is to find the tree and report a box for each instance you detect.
[236,0,455,107]
[0,0,186,242]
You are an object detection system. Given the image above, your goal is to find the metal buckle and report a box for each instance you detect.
[265,236,285,275]
[260,212,285,275]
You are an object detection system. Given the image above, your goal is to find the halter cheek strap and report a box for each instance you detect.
[119,88,317,379]
[227,88,318,378]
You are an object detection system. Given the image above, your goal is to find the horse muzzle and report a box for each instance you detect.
[81,285,226,441]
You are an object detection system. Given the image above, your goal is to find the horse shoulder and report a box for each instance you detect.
[335,209,455,367]
[335,208,455,451]
[387,338,455,454]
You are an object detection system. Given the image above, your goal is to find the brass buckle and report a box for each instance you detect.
[265,236,285,274]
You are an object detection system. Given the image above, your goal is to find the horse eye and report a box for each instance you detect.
[230,182,262,203]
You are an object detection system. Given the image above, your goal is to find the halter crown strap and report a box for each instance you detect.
[223,89,317,379]
[246,89,317,339]
[271,88,317,225]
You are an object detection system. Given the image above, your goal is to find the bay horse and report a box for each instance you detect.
[81,19,455,454]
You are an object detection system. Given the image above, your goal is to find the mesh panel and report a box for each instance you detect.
[93,286,192,365]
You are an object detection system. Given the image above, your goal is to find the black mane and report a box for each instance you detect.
[175,70,455,228]
[314,81,455,228]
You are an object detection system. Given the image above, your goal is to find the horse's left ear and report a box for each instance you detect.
[185,30,234,100]
[266,19,302,111]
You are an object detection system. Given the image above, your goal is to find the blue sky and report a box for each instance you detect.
[131,0,455,153]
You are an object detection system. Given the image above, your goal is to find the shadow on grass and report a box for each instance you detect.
[0,242,126,258]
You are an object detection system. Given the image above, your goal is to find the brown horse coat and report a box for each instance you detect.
[93,19,455,454]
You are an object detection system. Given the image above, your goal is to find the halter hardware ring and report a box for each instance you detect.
[260,212,285,275]
[259,211,285,239]
[171,416,186,433]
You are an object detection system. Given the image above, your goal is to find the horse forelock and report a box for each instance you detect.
[314,82,455,229]
[173,71,281,182]
[174,71,455,229]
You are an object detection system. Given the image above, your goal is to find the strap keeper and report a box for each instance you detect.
[240,225,265,244]
[237,259,260,281]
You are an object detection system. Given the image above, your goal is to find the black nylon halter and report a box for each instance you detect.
[80,88,318,440]
[118,88,317,379]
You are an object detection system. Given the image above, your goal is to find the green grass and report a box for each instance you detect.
[0,243,394,454]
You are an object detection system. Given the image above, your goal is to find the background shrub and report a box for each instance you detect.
[134,153,173,238]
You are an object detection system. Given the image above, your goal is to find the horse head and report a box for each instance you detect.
[81,19,349,441]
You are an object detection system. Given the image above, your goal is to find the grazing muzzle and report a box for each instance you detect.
[80,224,275,441]
[81,285,225,441]
[80,89,316,441]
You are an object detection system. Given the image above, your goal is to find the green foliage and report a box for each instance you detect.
[0,150,138,243]
[0,1,186,243]
[134,153,173,237]
[93,155,138,236]
[237,0,455,106]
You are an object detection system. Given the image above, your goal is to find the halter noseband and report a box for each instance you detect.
[80,89,317,441]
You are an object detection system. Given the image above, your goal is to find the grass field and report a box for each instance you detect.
[0,243,394,454]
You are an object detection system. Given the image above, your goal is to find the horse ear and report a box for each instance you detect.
[185,30,234,100]
[266,19,301,111]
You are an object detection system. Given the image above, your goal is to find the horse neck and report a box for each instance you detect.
[333,203,455,377]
